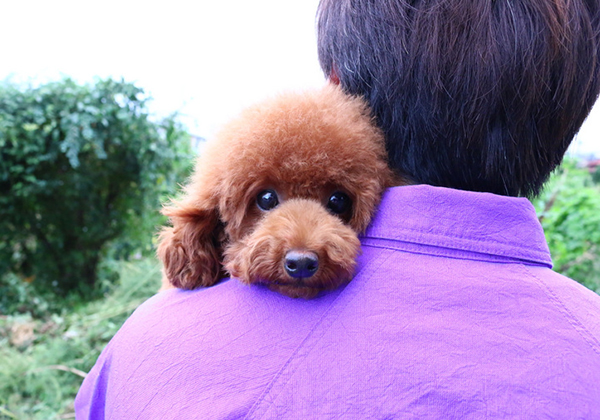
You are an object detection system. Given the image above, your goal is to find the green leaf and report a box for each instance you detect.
[0,77,192,296]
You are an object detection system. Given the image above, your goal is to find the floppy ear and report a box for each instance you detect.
[157,201,224,290]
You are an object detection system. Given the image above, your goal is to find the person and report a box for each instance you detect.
[75,0,600,418]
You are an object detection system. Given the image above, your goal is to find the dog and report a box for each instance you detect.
[157,84,394,298]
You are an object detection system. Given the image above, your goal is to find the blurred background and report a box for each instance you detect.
[0,1,599,418]
[0,0,325,143]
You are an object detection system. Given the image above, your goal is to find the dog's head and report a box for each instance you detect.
[157,84,393,297]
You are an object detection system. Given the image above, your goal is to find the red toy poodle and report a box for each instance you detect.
[157,84,394,298]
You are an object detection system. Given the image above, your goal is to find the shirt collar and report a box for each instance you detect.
[362,185,552,268]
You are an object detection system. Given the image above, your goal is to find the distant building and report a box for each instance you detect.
[586,159,600,172]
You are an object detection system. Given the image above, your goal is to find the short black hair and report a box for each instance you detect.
[317,0,600,196]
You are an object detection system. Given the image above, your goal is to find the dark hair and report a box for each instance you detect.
[317,0,600,196]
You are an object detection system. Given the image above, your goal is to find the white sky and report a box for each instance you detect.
[0,0,324,138]
[1,0,598,156]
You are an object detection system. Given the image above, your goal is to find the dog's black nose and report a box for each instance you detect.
[284,250,319,279]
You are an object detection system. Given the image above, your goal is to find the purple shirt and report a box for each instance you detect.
[76,185,600,419]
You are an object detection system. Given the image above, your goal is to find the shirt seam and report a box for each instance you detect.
[243,249,395,420]
[361,236,551,267]
[361,242,550,268]
[367,222,542,248]
[364,231,548,259]
[522,264,600,358]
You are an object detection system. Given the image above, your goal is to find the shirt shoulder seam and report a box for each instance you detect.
[522,264,600,358]
[243,249,396,420]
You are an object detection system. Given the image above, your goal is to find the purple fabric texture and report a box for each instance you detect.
[75,185,600,419]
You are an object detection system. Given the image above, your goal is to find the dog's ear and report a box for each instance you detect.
[157,201,224,290]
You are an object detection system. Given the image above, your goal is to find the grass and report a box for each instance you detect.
[0,258,160,420]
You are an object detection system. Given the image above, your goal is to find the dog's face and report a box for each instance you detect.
[158,85,393,298]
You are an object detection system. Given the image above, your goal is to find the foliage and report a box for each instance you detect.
[0,257,160,420]
[0,78,192,296]
[534,159,600,292]
[0,258,128,318]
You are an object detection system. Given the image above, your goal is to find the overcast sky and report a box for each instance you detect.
[1,0,597,156]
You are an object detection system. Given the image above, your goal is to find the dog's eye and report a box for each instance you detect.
[257,190,279,211]
[327,191,352,215]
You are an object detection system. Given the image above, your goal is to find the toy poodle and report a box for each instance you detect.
[157,84,394,298]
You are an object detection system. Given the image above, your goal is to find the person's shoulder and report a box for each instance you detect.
[116,278,249,338]
[76,278,352,418]
[108,276,351,358]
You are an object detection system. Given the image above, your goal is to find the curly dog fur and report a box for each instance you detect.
[157,84,394,298]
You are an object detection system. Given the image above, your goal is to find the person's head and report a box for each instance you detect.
[317,0,600,197]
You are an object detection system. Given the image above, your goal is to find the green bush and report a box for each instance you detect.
[0,78,192,298]
[534,159,600,292]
